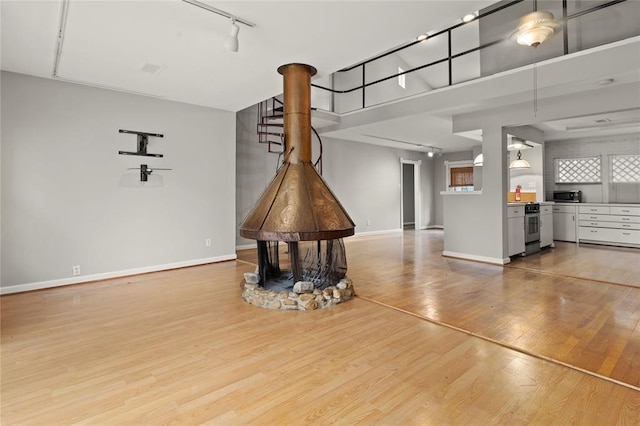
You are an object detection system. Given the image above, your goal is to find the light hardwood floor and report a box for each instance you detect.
[2,231,640,424]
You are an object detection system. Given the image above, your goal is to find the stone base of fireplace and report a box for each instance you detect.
[242,277,355,310]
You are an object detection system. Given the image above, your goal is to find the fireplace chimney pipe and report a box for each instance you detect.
[278,63,314,164]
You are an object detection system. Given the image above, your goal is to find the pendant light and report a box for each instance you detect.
[514,10,560,47]
[509,150,531,169]
[513,0,560,48]
[512,1,560,116]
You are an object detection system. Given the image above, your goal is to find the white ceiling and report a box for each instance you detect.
[0,0,495,111]
[2,0,639,153]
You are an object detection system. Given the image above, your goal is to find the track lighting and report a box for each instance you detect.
[462,12,477,23]
[223,18,240,52]
[182,0,255,53]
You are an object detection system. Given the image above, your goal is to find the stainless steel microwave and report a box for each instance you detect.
[553,190,582,203]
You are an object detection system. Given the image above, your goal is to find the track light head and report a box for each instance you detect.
[223,18,240,52]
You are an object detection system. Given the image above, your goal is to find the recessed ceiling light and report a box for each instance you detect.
[462,12,477,23]
[597,78,615,85]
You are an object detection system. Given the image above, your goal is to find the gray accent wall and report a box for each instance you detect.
[1,72,236,288]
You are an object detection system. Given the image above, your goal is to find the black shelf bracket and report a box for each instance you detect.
[128,164,172,182]
[118,129,164,157]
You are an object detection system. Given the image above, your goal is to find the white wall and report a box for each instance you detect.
[544,133,640,203]
[1,72,236,291]
[332,51,442,113]
[322,138,434,233]
[433,150,474,226]
[507,125,545,201]
[235,104,281,248]
[440,126,509,264]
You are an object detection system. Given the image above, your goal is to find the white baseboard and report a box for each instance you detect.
[235,243,256,251]
[442,251,510,265]
[354,228,403,237]
[0,254,237,295]
[427,225,444,229]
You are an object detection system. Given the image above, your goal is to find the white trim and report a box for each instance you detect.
[0,254,237,295]
[440,190,483,195]
[397,66,406,89]
[445,159,474,192]
[235,243,256,250]
[354,228,403,237]
[442,251,510,265]
[400,158,422,231]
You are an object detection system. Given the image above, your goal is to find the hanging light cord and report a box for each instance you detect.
[533,0,538,117]
[533,52,538,116]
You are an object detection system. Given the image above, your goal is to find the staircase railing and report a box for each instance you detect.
[257,97,323,175]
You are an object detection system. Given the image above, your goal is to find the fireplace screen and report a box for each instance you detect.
[258,239,347,292]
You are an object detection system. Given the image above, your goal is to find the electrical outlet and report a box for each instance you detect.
[367,219,371,226]
[205,238,212,247]
[72,265,81,276]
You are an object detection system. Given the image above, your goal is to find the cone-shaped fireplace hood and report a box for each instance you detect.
[240,63,355,242]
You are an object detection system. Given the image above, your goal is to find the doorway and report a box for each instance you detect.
[400,159,421,230]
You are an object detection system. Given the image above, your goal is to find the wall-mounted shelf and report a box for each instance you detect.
[118,129,164,157]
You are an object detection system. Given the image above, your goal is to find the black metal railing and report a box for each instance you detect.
[311,0,635,113]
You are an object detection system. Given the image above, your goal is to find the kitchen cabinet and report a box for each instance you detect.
[508,205,525,256]
[553,204,577,242]
[540,204,554,248]
[578,204,640,248]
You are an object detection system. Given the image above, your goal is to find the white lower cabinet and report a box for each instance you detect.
[508,206,525,256]
[540,204,553,248]
[553,204,577,242]
[577,205,640,247]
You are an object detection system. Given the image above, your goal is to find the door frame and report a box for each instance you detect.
[400,158,422,230]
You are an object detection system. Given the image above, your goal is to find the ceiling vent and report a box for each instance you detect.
[140,63,164,75]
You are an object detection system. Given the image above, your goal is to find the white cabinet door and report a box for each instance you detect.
[553,212,576,242]
[540,212,553,247]
[508,216,525,256]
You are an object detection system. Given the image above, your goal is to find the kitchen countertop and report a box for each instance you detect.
[552,202,640,207]
[507,201,555,206]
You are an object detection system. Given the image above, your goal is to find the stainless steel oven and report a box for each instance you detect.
[524,203,541,255]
